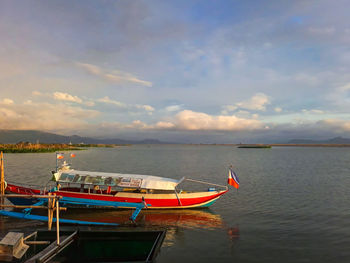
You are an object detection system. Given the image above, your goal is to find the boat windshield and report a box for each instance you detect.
[58,173,121,186]
[56,169,181,190]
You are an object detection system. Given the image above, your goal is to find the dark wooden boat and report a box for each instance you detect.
[24,228,166,263]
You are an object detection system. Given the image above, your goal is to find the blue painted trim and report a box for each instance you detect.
[0,210,119,226]
[130,207,143,222]
[59,196,145,209]
[23,200,45,214]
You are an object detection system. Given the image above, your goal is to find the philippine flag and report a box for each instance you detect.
[228,168,240,189]
[57,153,64,159]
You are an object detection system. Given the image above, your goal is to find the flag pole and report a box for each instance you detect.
[56,152,58,172]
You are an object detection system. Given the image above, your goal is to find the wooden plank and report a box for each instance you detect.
[13,243,29,260]
[0,232,29,260]
[0,232,23,253]
[24,241,50,245]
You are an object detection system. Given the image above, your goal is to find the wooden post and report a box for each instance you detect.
[55,195,60,245]
[47,193,53,230]
[0,152,5,206]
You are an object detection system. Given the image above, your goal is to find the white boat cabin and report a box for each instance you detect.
[53,168,184,193]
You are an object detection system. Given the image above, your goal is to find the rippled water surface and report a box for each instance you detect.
[1,145,350,262]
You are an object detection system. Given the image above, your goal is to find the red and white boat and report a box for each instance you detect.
[6,161,229,209]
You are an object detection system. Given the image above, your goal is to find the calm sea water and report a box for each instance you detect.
[1,145,350,262]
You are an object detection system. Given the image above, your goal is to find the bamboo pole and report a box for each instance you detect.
[56,195,60,245]
[48,193,53,230]
[4,194,62,199]
[0,204,66,210]
[23,231,38,241]
[0,152,4,206]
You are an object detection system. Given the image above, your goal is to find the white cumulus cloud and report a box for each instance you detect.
[171,110,263,131]
[53,92,83,104]
[236,93,271,111]
[223,93,271,114]
[0,100,99,131]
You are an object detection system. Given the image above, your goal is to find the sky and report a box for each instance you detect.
[0,0,350,143]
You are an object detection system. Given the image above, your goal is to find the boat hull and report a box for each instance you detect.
[6,183,228,209]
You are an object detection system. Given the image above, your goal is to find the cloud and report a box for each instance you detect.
[302,109,324,114]
[0,100,99,131]
[125,120,148,129]
[32,91,43,96]
[76,62,152,87]
[274,107,282,112]
[154,121,176,129]
[32,92,153,114]
[308,26,336,37]
[0,98,14,105]
[222,93,271,114]
[136,104,154,112]
[97,96,124,107]
[165,105,183,112]
[33,91,95,107]
[221,105,238,115]
[97,96,154,113]
[318,119,350,132]
[53,92,83,104]
[326,82,350,110]
[236,93,271,111]
[160,110,264,131]
[338,83,350,92]
[104,110,264,132]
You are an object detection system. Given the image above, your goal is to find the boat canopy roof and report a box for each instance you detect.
[55,169,183,190]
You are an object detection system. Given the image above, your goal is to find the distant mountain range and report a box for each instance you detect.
[288,137,350,144]
[1,130,349,145]
[0,130,167,144]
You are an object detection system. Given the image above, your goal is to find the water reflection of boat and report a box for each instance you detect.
[62,209,225,230]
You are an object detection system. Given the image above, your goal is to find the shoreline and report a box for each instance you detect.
[0,143,126,153]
